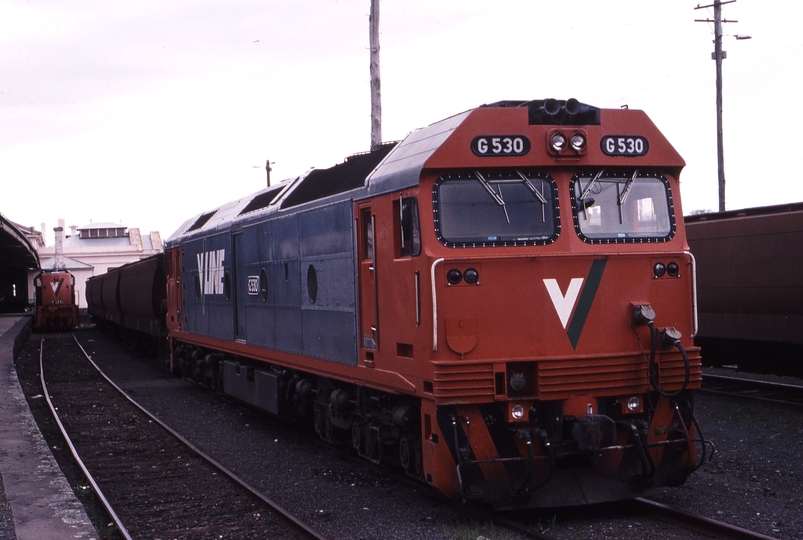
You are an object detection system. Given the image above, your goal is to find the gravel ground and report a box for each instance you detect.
[0,476,15,540]
[40,332,308,540]
[27,329,803,540]
[71,330,511,540]
[650,391,803,539]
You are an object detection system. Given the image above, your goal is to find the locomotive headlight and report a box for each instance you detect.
[446,268,462,285]
[627,396,641,411]
[511,404,526,421]
[550,132,567,151]
[570,133,586,151]
[509,372,526,392]
[464,268,479,284]
[667,261,680,277]
[653,262,666,278]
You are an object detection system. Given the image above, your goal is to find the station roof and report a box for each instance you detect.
[0,213,40,271]
[38,256,93,272]
[77,222,125,230]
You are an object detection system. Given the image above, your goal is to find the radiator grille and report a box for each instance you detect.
[658,350,703,391]
[431,349,701,401]
[537,355,649,399]
[432,362,495,399]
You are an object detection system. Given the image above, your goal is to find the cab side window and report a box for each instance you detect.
[398,197,421,257]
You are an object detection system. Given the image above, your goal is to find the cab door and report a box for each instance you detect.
[357,204,379,355]
[233,231,247,341]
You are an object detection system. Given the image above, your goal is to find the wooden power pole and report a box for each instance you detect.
[696,0,737,212]
[369,0,382,151]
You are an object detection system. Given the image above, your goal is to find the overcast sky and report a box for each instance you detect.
[2,1,801,245]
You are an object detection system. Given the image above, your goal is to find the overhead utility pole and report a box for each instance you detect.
[369,0,382,151]
[695,0,743,212]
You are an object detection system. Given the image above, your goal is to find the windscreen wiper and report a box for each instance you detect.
[579,168,605,202]
[516,170,548,204]
[474,170,510,224]
[516,170,547,222]
[618,169,639,206]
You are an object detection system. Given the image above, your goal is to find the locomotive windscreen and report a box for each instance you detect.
[571,171,675,242]
[433,170,558,247]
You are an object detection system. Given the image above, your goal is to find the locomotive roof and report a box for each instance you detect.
[166,99,681,246]
[165,109,474,246]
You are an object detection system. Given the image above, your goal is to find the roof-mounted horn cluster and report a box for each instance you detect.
[482,98,600,126]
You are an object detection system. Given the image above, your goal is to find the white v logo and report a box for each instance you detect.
[50,279,64,296]
[543,278,584,329]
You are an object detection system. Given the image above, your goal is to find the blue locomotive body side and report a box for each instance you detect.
[180,201,359,365]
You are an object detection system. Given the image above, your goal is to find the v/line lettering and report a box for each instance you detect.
[196,249,226,295]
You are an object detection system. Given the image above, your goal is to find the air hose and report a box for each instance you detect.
[647,321,691,398]
[633,306,691,398]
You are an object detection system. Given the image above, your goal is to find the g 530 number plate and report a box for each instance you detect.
[471,135,531,157]
[601,135,649,156]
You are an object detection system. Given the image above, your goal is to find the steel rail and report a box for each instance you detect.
[68,332,328,540]
[38,335,134,540]
[701,372,803,408]
[633,498,778,540]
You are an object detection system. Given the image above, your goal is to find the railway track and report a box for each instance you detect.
[38,332,326,540]
[484,497,783,540]
[27,329,792,540]
[701,372,803,407]
[632,498,778,540]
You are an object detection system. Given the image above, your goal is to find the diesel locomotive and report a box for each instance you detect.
[33,270,79,331]
[90,99,707,508]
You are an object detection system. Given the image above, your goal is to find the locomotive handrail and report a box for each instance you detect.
[431,257,444,351]
[685,250,699,337]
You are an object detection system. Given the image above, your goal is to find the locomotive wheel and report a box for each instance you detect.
[399,435,411,471]
[351,420,362,451]
[314,407,322,436]
[314,406,332,441]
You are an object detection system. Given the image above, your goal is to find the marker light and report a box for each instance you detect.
[654,262,666,277]
[551,132,567,151]
[447,268,462,285]
[570,133,586,151]
[511,404,526,420]
[627,396,641,411]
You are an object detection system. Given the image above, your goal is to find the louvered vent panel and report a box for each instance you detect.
[432,362,495,399]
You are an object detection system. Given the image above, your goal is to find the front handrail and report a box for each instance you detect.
[430,258,445,351]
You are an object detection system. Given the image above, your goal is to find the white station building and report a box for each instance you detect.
[31,220,163,309]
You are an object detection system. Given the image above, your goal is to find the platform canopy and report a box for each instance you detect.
[0,213,39,271]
